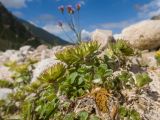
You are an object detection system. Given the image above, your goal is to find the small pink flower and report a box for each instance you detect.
[58,21,63,27]
[76,3,81,11]
[58,5,64,13]
[67,5,74,14]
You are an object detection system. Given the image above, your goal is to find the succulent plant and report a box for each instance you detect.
[55,41,99,65]
[38,63,66,83]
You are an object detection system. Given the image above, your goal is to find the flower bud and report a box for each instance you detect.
[76,3,81,11]
[67,5,74,14]
[58,5,64,13]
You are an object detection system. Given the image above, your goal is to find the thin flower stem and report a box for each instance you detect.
[61,26,75,43]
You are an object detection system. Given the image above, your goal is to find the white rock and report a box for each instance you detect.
[2,50,24,62]
[0,88,12,100]
[91,29,114,50]
[19,45,32,55]
[148,68,160,94]
[36,45,48,52]
[31,58,62,82]
[141,51,157,67]
[0,65,13,82]
[122,20,160,50]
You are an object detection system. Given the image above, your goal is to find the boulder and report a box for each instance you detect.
[36,45,48,52]
[91,29,114,50]
[140,51,157,67]
[151,15,160,20]
[121,20,160,50]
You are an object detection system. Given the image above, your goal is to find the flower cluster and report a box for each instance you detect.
[58,4,81,14]
[57,3,82,43]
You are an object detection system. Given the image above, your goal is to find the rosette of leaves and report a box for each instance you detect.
[135,72,152,87]
[55,41,99,65]
[0,79,13,88]
[38,63,66,83]
[109,40,134,56]
[119,106,141,120]
[106,40,135,68]
[4,61,32,85]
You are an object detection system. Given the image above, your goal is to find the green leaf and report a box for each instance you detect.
[78,77,84,85]
[129,109,141,120]
[69,72,78,84]
[119,106,128,118]
[64,113,75,120]
[78,88,85,96]
[78,111,89,120]
[135,73,152,87]
[105,69,113,77]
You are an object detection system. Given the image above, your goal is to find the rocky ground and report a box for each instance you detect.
[0,19,160,120]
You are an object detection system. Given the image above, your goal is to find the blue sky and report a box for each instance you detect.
[0,0,160,42]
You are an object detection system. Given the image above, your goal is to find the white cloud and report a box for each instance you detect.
[97,19,136,30]
[38,14,55,22]
[78,1,85,5]
[43,23,71,34]
[136,0,160,18]
[81,29,91,40]
[0,0,32,8]
[29,20,38,26]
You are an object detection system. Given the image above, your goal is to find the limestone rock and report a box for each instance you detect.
[1,50,24,63]
[141,51,157,67]
[19,45,32,55]
[151,15,160,20]
[121,20,160,50]
[36,45,48,52]
[91,29,114,50]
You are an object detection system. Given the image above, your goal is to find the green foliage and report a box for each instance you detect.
[4,61,32,85]
[55,41,99,64]
[0,40,152,120]
[0,79,13,88]
[60,70,92,98]
[78,111,89,120]
[135,72,152,87]
[109,40,134,56]
[64,113,75,120]
[119,106,141,120]
[106,40,135,68]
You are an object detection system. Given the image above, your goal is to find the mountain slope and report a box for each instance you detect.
[0,2,69,51]
[18,19,69,46]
